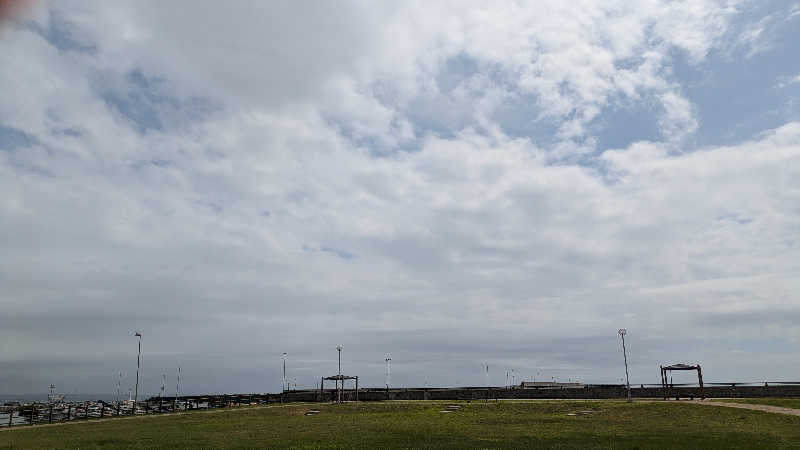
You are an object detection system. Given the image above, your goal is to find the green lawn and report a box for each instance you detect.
[713,398,800,409]
[2,400,800,449]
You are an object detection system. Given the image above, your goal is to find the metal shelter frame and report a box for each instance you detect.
[320,375,358,403]
[660,363,704,399]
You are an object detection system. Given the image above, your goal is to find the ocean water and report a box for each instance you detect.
[0,394,117,403]
[0,411,33,426]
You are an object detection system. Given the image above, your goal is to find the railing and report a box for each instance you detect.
[0,395,280,429]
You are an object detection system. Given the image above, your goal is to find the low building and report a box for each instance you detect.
[520,381,584,389]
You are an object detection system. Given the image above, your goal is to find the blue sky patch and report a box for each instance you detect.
[0,125,35,151]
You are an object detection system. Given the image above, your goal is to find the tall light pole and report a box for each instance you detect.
[336,346,343,403]
[282,352,287,393]
[175,365,181,411]
[618,328,632,403]
[116,371,122,404]
[134,332,142,414]
[385,357,391,389]
[160,373,166,411]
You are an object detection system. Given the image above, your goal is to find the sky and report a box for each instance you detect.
[1,0,799,398]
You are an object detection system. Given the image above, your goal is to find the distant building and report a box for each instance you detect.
[520,381,584,389]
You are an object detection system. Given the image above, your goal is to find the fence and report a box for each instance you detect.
[0,393,282,429]
[4,383,800,428]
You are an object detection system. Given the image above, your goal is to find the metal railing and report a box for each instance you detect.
[0,395,278,429]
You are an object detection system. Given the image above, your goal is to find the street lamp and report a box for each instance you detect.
[134,332,142,414]
[618,328,632,403]
[116,371,122,405]
[160,373,166,411]
[175,365,181,411]
[385,357,391,389]
[336,346,343,403]
[282,353,287,393]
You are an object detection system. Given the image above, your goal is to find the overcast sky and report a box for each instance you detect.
[1,0,799,398]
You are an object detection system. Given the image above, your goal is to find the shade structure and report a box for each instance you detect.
[320,375,359,403]
[660,364,704,399]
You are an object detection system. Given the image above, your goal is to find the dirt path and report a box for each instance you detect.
[678,399,800,417]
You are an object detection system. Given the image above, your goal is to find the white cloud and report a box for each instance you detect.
[775,73,800,89]
[42,0,741,149]
[1,1,798,393]
[737,13,776,57]
[787,3,800,21]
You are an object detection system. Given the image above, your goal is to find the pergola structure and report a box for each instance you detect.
[320,375,358,403]
[660,363,704,399]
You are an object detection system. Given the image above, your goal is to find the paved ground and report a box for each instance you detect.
[679,399,800,417]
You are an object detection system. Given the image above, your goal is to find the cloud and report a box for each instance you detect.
[1,1,799,394]
[777,73,800,88]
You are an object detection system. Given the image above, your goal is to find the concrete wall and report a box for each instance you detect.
[281,385,800,402]
[152,384,800,405]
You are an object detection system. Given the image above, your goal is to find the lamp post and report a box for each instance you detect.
[282,353,287,393]
[175,365,181,411]
[618,328,632,403]
[134,332,142,414]
[336,346,343,403]
[385,357,391,389]
[160,373,166,411]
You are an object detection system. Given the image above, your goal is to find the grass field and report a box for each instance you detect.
[2,400,800,449]
[713,398,800,409]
